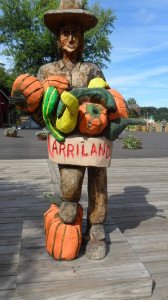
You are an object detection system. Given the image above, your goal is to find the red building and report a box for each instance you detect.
[0,89,9,127]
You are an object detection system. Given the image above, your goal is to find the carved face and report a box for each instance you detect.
[58,24,84,55]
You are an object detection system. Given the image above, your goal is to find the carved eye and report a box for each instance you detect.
[63,30,69,37]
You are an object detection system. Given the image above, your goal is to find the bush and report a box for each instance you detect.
[35,129,48,140]
[4,127,18,137]
[122,135,142,150]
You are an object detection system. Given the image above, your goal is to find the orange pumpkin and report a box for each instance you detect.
[43,75,70,94]
[108,89,128,120]
[11,74,44,113]
[44,203,83,260]
[78,102,108,136]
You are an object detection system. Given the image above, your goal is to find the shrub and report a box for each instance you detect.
[35,129,48,140]
[122,135,142,150]
[4,127,18,137]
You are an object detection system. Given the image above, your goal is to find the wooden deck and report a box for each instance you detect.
[0,158,168,299]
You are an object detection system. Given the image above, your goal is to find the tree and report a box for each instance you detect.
[126,98,141,118]
[157,107,168,121]
[140,107,168,122]
[127,98,137,106]
[0,66,14,93]
[0,0,116,76]
[140,107,158,120]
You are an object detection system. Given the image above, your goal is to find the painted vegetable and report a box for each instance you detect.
[105,118,146,141]
[56,87,117,120]
[108,89,128,120]
[11,74,44,113]
[78,102,108,136]
[71,88,116,112]
[44,203,83,260]
[56,91,79,134]
[88,77,109,89]
[43,75,70,94]
[42,86,65,142]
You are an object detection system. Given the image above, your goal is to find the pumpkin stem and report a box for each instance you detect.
[92,107,99,115]
[42,192,62,207]
[87,103,100,117]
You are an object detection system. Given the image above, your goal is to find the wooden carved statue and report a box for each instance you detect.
[10,0,145,260]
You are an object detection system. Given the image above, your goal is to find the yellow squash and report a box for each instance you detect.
[56,91,79,134]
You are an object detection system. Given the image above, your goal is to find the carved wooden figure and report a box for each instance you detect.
[40,0,109,260]
[10,0,146,260]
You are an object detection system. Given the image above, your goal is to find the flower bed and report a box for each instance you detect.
[122,135,142,150]
[35,129,48,140]
[4,127,18,137]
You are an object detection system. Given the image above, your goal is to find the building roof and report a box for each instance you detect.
[0,89,9,103]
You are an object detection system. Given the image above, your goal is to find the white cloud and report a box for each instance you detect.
[106,66,168,87]
[111,42,168,63]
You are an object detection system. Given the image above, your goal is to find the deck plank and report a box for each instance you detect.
[15,219,152,299]
[1,158,168,298]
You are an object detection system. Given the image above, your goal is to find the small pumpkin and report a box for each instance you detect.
[43,75,70,94]
[108,89,128,120]
[44,203,83,260]
[78,102,108,136]
[11,74,44,113]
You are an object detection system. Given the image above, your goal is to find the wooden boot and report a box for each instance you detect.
[85,224,106,260]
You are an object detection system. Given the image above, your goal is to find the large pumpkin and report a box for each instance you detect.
[78,102,108,136]
[43,75,70,94]
[108,89,128,120]
[11,74,44,113]
[44,203,83,260]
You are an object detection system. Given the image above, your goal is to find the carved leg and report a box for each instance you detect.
[58,164,85,223]
[85,167,108,259]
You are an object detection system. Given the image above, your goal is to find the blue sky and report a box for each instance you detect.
[90,0,168,108]
[1,0,168,108]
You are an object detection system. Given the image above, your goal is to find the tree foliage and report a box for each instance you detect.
[83,2,115,67]
[127,98,137,105]
[0,0,116,76]
[0,66,14,93]
[126,98,168,121]
[126,97,141,118]
[141,107,168,122]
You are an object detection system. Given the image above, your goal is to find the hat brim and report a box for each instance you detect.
[44,9,98,34]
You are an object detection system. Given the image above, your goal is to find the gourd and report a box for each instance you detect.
[104,118,146,141]
[78,102,108,136]
[56,91,79,134]
[108,89,128,120]
[11,74,44,113]
[42,86,65,142]
[88,78,109,89]
[44,203,83,260]
[43,75,70,94]
[56,87,117,119]
[71,88,116,111]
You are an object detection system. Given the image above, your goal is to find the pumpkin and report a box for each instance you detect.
[78,102,108,136]
[44,203,83,260]
[11,74,44,113]
[43,75,70,94]
[108,89,128,120]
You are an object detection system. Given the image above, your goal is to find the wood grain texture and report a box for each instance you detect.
[1,158,168,299]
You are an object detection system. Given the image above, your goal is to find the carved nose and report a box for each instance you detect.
[69,34,73,42]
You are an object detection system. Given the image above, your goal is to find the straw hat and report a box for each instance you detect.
[44,0,98,35]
